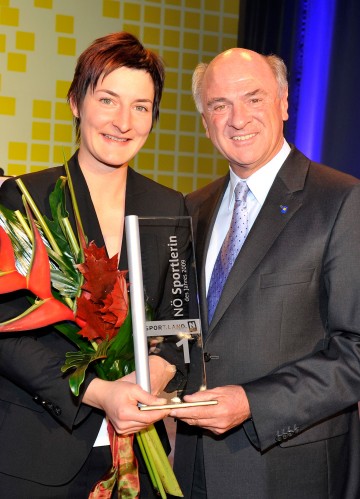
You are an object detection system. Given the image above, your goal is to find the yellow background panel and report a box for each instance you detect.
[9,141,27,160]
[0,6,19,26]
[7,52,26,71]
[164,9,181,27]
[32,122,51,141]
[183,32,200,51]
[57,37,76,56]
[163,29,180,47]
[8,163,26,175]
[54,123,73,143]
[56,81,71,99]
[33,100,51,119]
[31,143,50,162]
[124,2,141,21]
[184,11,200,30]
[0,0,240,194]
[160,112,178,131]
[34,0,53,8]
[178,176,194,193]
[56,14,74,34]
[55,101,72,120]
[159,134,176,151]
[103,1,120,18]
[53,145,72,163]
[158,154,175,169]
[16,31,35,51]
[144,6,161,24]
[180,114,197,132]
[0,95,16,115]
[179,135,195,152]
[0,33,6,51]
[178,155,195,173]
[204,13,219,32]
[162,50,180,68]
[143,27,161,45]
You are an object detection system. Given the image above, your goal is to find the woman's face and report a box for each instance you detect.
[71,66,154,171]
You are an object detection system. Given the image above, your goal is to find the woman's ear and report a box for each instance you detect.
[69,96,79,118]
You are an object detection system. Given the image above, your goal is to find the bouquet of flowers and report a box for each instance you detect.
[0,162,183,498]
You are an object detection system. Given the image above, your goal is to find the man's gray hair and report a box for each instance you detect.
[192,53,288,113]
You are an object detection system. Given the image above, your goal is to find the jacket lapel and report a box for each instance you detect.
[206,147,310,335]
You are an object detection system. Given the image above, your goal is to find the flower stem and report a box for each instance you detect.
[16,179,62,255]
[137,431,166,499]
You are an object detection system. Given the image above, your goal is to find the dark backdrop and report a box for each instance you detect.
[238,0,360,178]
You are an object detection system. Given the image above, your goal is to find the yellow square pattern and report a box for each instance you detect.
[103,0,120,18]
[7,52,26,71]
[56,15,74,34]
[0,33,5,51]
[54,123,73,143]
[32,122,51,141]
[9,141,27,161]
[16,31,35,51]
[8,163,26,175]
[0,6,19,26]
[56,81,71,99]
[57,37,76,56]
[55,102,72,121]
[164,8,181,27]
[34,0,52,8]
[33,100,51,119]
[31,143,50,162]
[53,145,72,164]
[144,5,161,24]
[0,0,240,192]
[0,95,16,115]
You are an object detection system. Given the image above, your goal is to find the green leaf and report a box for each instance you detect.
[61,341,110,396]
[101,312,135,380]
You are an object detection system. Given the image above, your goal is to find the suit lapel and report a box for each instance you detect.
[206,147,310,335]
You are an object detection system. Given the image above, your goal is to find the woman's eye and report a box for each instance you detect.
[100,98,112,105]
[135,105,147,112]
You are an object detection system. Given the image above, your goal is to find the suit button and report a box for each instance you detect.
[54,406,62,416]
[204,353,211,362]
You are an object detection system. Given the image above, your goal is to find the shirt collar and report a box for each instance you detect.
[228,140,291,207]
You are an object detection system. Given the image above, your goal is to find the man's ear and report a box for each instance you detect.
[201,114,210,138]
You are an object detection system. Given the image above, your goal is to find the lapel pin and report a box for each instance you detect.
[280,205,288,214]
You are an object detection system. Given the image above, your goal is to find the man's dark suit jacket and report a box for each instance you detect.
[0,153,185,486]
[173,146,360,499]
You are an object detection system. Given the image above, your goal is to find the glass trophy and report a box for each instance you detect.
[125,215,216,409]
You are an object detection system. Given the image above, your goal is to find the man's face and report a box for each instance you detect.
[200,49,289,178]
[70,66,154,171]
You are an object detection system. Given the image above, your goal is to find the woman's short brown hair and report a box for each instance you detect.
[67,32,165,142]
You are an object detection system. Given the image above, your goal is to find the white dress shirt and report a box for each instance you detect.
[205,141,291,293]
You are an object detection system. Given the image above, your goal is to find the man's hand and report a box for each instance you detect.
[169,385,251,435]
[83,378,170,435]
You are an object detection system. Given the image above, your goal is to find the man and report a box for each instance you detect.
[170,48,360,498]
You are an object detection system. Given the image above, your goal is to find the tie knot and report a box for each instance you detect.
[234,181,249,203]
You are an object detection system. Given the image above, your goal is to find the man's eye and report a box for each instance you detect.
[213,104,226,112]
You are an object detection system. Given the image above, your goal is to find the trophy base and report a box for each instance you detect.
[139,400,218,410]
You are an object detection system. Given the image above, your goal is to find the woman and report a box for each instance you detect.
[0,32,185,498]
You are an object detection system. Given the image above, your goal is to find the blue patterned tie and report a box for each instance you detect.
[207,181,249,324]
